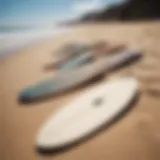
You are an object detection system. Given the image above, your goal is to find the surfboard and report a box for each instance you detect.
[36,77,138,153]
[19,50,141,102]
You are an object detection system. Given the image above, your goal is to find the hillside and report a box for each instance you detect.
[81,0,160,21]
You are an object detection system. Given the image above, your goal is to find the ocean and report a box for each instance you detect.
[0,25,69,60]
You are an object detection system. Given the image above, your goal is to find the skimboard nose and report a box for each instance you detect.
[19,90,33,103]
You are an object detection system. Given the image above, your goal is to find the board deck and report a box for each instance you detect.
[36,78,138,153]
[19,50,141,102]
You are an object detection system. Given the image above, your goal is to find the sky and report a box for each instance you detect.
[0,0,124,26]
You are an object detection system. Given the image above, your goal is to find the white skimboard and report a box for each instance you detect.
[36,77,138,153]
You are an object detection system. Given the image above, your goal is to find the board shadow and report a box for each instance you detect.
[35,91,140,156]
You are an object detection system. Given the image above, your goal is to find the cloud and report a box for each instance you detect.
[72,0,105,15]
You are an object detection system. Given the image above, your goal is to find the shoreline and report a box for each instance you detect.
[0,26,71,61]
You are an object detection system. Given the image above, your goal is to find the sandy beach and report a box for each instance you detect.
[1,22,160,160]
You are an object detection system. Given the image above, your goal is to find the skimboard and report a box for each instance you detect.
[36,77,138,153]
[19,50,141,102]
[47,43,125,71]
[52,43,90,69]
[56,43,90,58]
[58,51,93,71]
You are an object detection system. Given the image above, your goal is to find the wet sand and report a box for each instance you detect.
[1,22,160,160]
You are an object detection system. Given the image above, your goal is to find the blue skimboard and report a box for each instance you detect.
[19,50,141,102]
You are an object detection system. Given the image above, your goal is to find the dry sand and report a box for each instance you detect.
[1,22,160,160]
